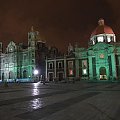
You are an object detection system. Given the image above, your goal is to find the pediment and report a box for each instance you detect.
[7,41,17,53]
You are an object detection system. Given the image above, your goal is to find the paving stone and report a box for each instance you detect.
[0,82,120,120]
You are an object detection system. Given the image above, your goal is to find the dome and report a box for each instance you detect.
[91,19,114,37]
[89,19,116,46]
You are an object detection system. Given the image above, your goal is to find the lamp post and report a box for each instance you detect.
[33,69,39,82]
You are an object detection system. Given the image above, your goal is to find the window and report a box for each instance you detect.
[5,63,8,67]
[68,61,74,76]
[107,37,111,42]
[83,69,87,75]
[82,60,87,68]
[32,54,34,58]
[69,69,73,75]
[32,59,35,63]
[49,62,53,69]
[68,61,73,69]
[58,62,62,68]
[29,34,31,39]
[110,36,114,42]
[97,36,104,42]
[82,60,88,75]
[23,54,27,60]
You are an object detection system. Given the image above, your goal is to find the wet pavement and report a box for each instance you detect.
[0,81,120,120]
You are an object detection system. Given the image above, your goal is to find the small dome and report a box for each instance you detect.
[91,19,114,37]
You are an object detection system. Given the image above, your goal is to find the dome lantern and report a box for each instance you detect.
[98,18,104,26]
[89,18,116,46]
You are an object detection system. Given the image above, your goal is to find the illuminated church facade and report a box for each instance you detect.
[46,19,120,82]
[0,19,120,82]
[0,27,48,82]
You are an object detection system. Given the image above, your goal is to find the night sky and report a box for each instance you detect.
[0,0,120,51]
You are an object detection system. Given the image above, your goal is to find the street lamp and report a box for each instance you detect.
[33,69,39,82]
[34,69,39,75]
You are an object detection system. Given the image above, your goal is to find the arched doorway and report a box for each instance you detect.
[99,67,107,80]
[48,72,54,81]
[2,73,4,82]
[9,71,14,79]
[58,72,64,81]
[23,70,27,78]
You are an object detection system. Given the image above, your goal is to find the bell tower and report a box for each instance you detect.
[28,26,39,47]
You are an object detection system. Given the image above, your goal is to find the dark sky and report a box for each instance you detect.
[0,0,120,51]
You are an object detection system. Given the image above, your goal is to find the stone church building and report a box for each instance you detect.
[0,27,48,82]
[0,18,120,82]
[46,19,120,82]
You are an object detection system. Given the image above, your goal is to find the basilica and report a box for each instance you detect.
[0,19,120,82]
[46,19,120,82]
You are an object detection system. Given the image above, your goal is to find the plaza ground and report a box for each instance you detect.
[0,81,120,120]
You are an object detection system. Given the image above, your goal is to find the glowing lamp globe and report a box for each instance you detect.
[34,70,38,75]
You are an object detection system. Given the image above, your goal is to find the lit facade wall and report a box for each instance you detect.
[46,42,120,82]
[75,42,120,81]
[0,27,47,82]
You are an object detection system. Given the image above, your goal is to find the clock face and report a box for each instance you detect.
[9,46,14,52]
[100,54,104,58]
[9,47,13,52]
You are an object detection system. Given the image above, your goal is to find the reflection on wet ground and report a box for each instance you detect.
[29,98,43,110]
[32,87,40,96]
[0,89,74,107]
[0,82,120,120]
[17,92,101,120]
